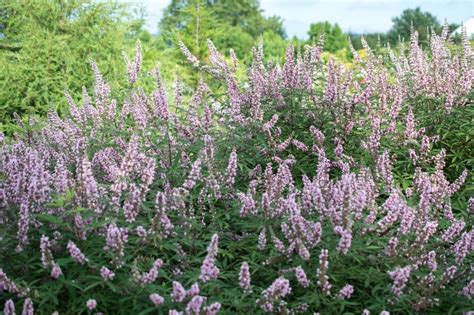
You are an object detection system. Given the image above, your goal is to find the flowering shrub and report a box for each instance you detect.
[0,25,472,314]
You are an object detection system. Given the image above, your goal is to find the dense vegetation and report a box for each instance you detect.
[0,0,143,121]
[0,1,473,314]
[2,1,469,126]
[1,19,473,313]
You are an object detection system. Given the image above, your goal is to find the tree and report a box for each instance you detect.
[261,30,288,64]
[0,0,142,121]
[159,0,286,61]
[307,21,347,52]
[350,9,459,50]
[160,0,285,38]
[210,0,286,38]
[162,0,221,61]
[387,7,440,44]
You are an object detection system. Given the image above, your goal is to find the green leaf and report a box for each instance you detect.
[36,213,63,225]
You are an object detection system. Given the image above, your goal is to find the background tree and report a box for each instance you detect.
[261,30,288,63]
[161,0,221,61]
[387,7,443,44]
[351,8,459,52]
[210,0,286,38]
[307,21,347,52]
[159,0,286,61]
[0,0,142,121]
[349,33,388,51]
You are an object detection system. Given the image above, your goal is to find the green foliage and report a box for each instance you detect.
[411,96,474,182]
[349,8,460,51]
[160,0,285,40]
[388,7,440,43]
[159,0,287,67]
[386,7,457,44]
[207,0,286,39]
[0,0,141,121]
[0,27,472,314]
[308,21,348,52]
[0,4,472,313]
[261,30,288,64]
[349,33,387,51]
[161,0,219,61]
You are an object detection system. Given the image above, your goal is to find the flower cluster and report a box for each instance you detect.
[336,284,354,300]
[0,26,471,314]
[257,277,292,313]
[199,234,220,282]
[317,249,332,296]
[149,293,164,306]
[388,266,411,298]
[40,235,62,278]
[239,262,251,292]
[67,241,88,265]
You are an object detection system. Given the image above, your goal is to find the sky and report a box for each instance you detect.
[137,0,473,38]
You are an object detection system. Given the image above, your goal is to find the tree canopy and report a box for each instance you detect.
[159,0,286,62]
[307,21,347,52]
[0,0,141,121]
[387,7,440,43]
[160,0,285,39]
